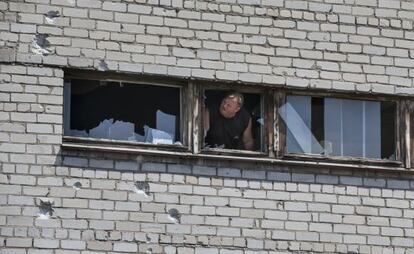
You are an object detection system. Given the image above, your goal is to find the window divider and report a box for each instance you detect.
[410,100,414,169]
[63,80,71,136]
[403,99,414,169]
[183,81,191,150]
[405,107,411,168]
[266,90,275,158]
[396,101,405,167]
[274,89,286,158]
[191,81,201,154]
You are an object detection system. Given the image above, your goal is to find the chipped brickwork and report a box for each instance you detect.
[0,0,414,93]
[1,0,414,253]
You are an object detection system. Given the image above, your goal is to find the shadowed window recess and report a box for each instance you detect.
[203,90,264,152]
[279,95,396,160]
[64,79,182,145]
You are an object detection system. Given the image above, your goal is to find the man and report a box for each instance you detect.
[204,91,254,150]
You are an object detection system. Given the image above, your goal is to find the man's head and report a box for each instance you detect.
[219,91,244,119]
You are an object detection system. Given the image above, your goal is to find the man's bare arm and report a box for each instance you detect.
[242,118,254,150]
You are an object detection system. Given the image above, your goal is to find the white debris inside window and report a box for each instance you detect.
[66,79,181,145]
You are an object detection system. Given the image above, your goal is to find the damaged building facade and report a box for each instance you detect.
[1,0,414,253]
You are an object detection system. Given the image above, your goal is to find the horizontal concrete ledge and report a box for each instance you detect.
[62,141,412,174]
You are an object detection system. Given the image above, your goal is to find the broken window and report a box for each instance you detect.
[202,90,264,152]
[64,79,183,146]
[279,95,396,160]
[63,70,409,167]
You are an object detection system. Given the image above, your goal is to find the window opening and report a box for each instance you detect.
[203,90,264,152]
[66,79,182,145]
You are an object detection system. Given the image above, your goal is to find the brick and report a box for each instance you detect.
[62,219,87,229]
[60,240,85,250]
[6,238,32,248]
[9,2,36,12]
[11,24,36,33]
[9,175,35,185]
[140,15,163,26]
[33,239,59,249]
[102,1,126,12]
[0,143,25,153]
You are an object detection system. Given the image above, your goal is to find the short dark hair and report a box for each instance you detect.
[224,91,244,107]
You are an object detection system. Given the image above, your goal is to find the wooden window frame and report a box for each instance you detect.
[276,89,405,167]
[62,69,413,170]
[63,69,191,153]
[405,100,414,169]
[194,82,271,157]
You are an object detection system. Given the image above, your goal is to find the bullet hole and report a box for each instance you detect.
[73,181,82,190]
[38,200,54,219]
[34,34,50,49]
[168,208,181,224]
[98,60,109,71]
[45,11,60,24]
[146,247,152,254]
[276,201,284,210]
[46,10,60,18]
[32,34,50,56]
[134,181,150,196]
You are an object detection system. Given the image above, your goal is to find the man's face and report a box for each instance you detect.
[219,95,240,119]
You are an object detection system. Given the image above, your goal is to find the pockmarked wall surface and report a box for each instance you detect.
[1,0,414,253]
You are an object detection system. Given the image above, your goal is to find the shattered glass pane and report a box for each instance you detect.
[280,96,396,160]
[67,79,181,145]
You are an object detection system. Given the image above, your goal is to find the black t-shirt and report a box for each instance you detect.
[205,104,251,150]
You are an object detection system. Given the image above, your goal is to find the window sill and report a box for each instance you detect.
[201,147,267,157]
[61,139,411,173]
[284,153,402,167]
[62,136,189,152]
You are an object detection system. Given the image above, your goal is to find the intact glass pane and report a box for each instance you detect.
[364,101,381,158]
[281,96,395,160]
[324,98,342,156]
[342,99,363,157]
[286,96,311,153]
[279,96,323,154]
[67,79,182,145]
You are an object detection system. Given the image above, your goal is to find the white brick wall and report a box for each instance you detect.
[1,0,414,93]
[1,0,414,253]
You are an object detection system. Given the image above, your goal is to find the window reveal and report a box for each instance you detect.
[279,95,396,160]
[67,79,182,145]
